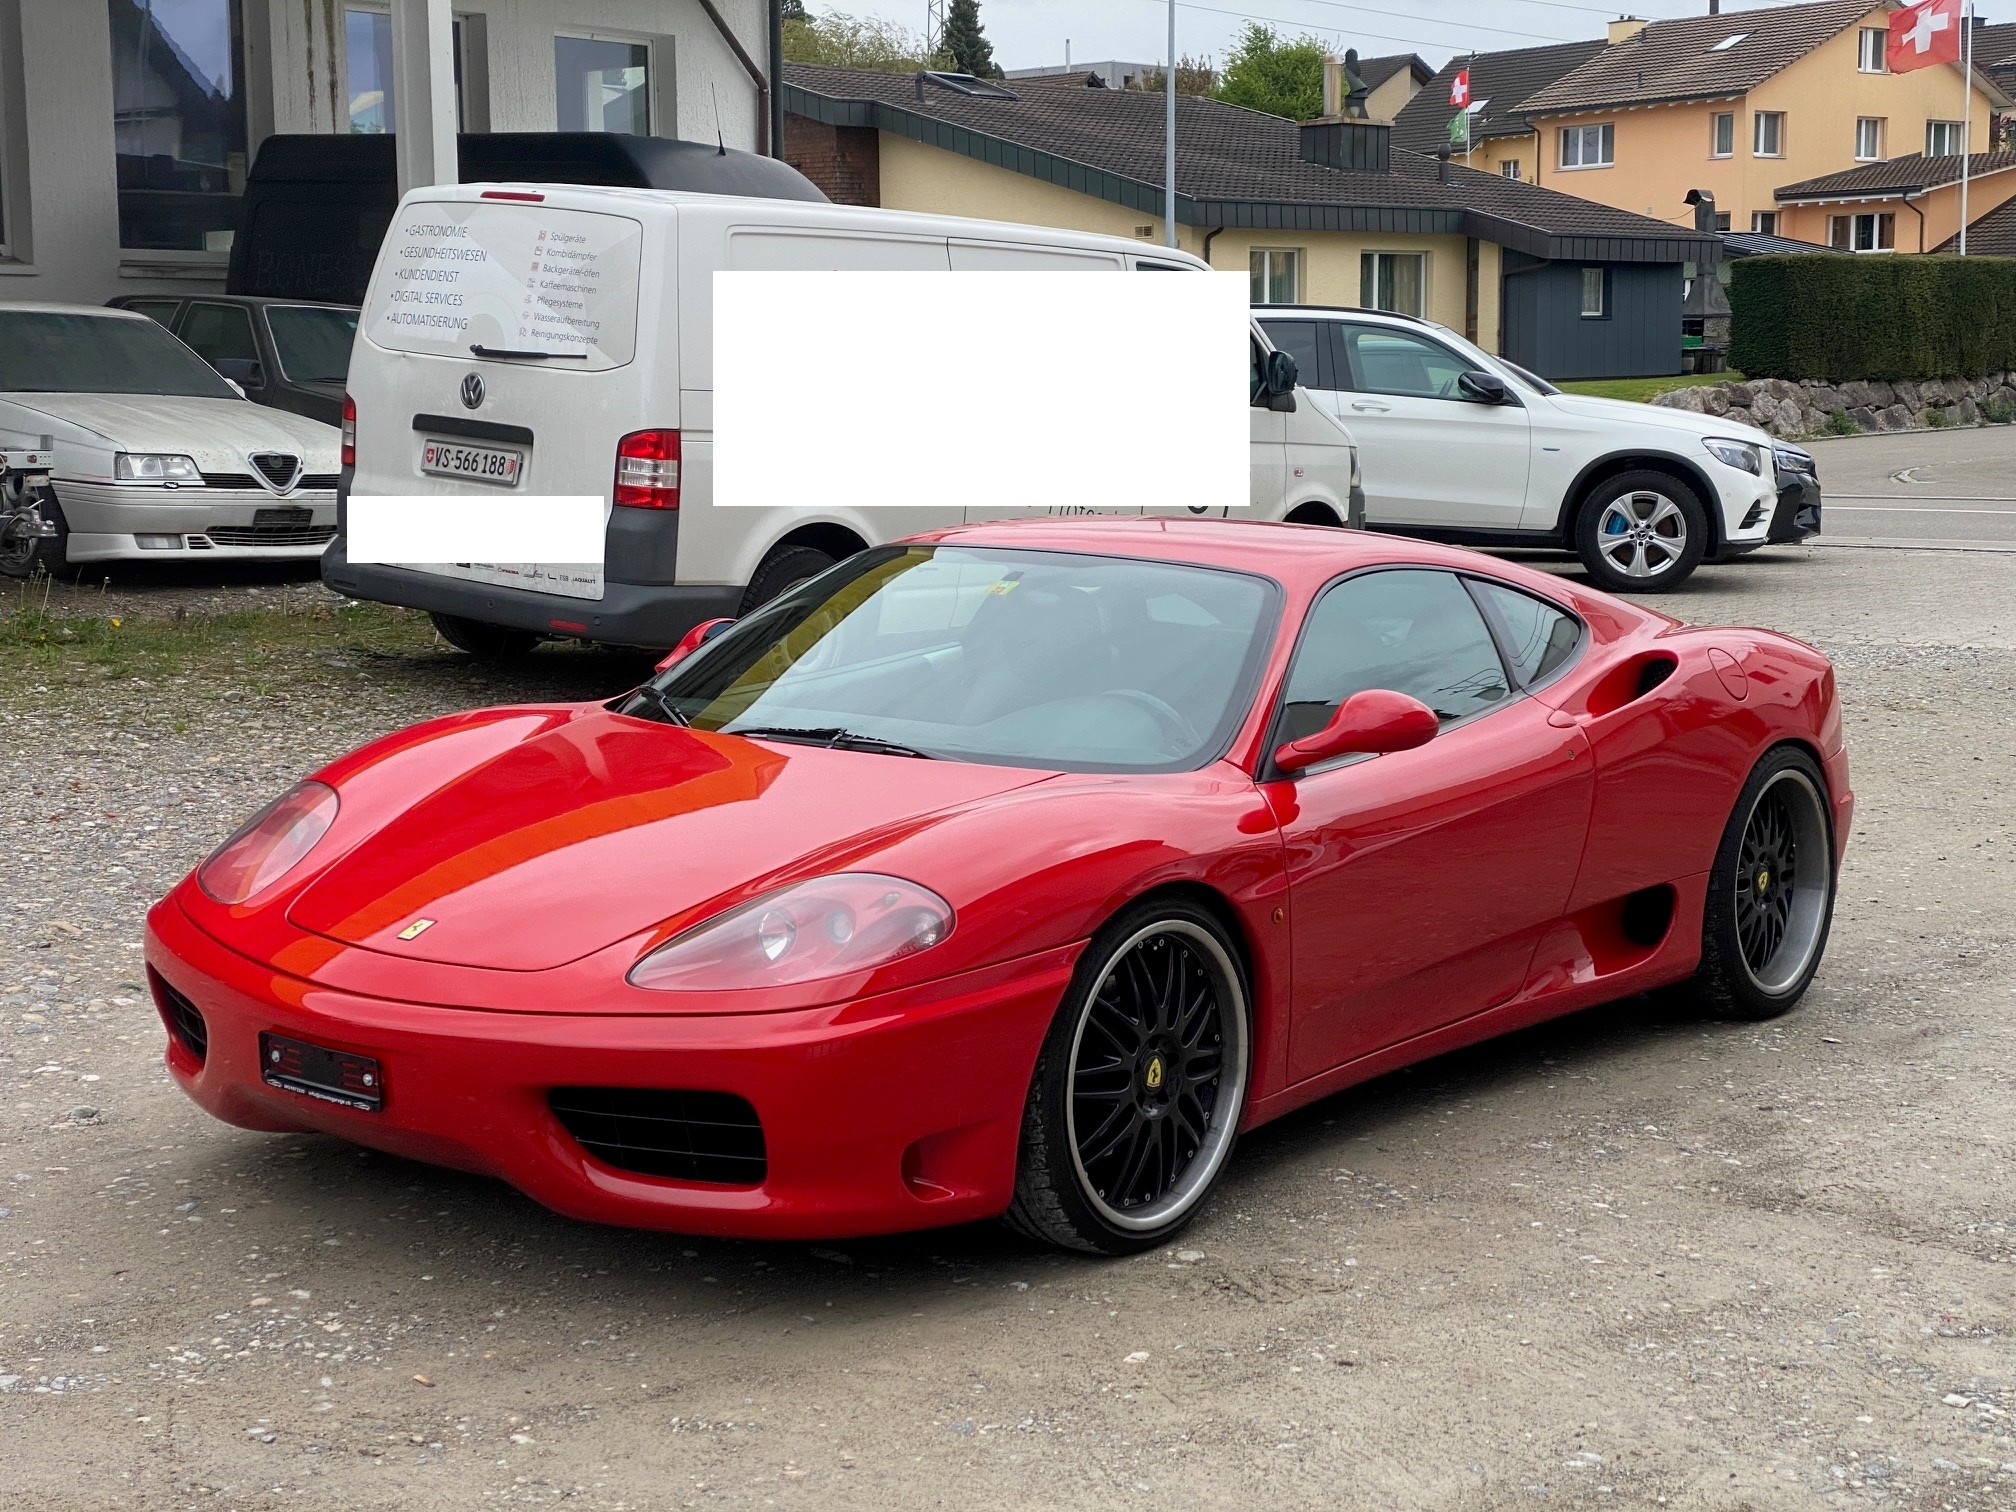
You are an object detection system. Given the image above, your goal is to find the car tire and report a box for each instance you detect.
[1004,897,1252,1256]
[738,545,839,614]
[1573,471,1709,593]
[0,484,72,580]
[1680,745,1838,1022]
[428,612,541,660]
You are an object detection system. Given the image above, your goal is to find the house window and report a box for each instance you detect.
[1360,252,1426,317]
[1580,267,1607,318]
[1858,27,1888,72]
[1558,122,1614,169]
[1710,112,1734,157]
[108,0,249,252]
[1713,212,1732,231]
[1752,211,1779,234]
[1828,212,1895,252]
[1855,117,1884,161]
[1500,160,1522,180]
[555,34,651,133]
[1753,111,1784,157]
[1250,248,1301,305]
[1927,119,1966,156]
[346,8,470,133]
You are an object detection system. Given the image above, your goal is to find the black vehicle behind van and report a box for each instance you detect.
[228,133,827,306]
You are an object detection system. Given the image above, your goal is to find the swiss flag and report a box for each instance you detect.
[1450,68,1472,108]
[1887,0,1962,73]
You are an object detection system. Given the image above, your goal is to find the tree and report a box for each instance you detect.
[780,0,807,19]
[782,8,935,72]
[1212,24,1328,121]
[942,0,1002,79]
[1132,56,1219,98]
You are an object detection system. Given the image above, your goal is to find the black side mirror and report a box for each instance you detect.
[1258,348,1300,412]
[1457,370,1512,405]
[213,357,265,388]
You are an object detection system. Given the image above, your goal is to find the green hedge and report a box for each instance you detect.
[1729,254,2016,380]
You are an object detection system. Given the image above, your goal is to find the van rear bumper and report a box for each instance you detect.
[322,541,741,649]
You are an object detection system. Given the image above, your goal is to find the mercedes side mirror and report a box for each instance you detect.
[1457,370,1512,405]
[212,357,265,389]
[1273,689,1439,774]
[653,617,735,674]
[1256,349,1300,413]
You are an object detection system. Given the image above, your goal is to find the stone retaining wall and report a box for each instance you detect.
[1650,374,2016,438]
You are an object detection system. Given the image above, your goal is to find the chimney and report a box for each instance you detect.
[1683,187,1718,235]
[1323,55,1344,119]
[1301,116,1391,173]
[1608,15,1649,43]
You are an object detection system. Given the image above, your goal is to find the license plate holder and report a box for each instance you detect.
[419,437,524,486]
[253,506,313,528]
[260,1031,383,1112]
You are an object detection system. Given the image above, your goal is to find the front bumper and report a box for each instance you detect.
[144,897,1078,1241]
[1769,471,1822,543]
[58,479,336,562]
[1704,459,1776,553]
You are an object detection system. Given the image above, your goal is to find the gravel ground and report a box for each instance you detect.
[1,543,2011,1511]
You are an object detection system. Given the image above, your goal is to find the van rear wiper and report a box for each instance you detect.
[724,725,939,759]
[469,345,588,361]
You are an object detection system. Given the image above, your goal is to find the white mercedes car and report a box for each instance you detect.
[1254,306,1818,593]
[0,303,340,576]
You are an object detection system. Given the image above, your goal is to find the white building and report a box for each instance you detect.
[0,0,773,304]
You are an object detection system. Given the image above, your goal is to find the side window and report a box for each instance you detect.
[1256,318,1325,391]
[179,303,259,366]
[1280,570,1512,744]
[122,299,182,327]
[1338,324,1476,400]
[1469,580,1582,686]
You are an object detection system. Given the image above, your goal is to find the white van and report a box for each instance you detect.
[328,185,1361,655]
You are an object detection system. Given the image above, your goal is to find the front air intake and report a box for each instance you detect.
[151,971,209,1063]
[548,1087,766,1185]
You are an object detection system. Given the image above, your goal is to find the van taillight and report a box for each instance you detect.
[614,430,680,509]
[340,394,356,469]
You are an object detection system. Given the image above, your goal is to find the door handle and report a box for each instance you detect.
[1350,401,1392,413]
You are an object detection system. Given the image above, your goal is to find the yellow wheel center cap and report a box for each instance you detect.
[1144,1056,1165,1091]
[1756,869,1770,892]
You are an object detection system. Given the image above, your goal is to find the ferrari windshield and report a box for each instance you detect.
[626,545,1277,772]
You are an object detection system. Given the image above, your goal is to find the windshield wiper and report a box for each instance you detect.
[724,725,938,759]
[627,685,690,727]
[469,344,588,361]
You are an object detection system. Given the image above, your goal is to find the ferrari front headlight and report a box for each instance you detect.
[197,781,339,904]
[628,873,953,991]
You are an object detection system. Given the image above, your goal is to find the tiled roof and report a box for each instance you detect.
[1775,151,2016,200]
[1358,52,1434,93]
[1936,191,2016,252]
[783,63,1719,263]
[1392,40,1604,154]
[1518,0,1881,114]
[1971,19,2016,97]
[1721,229,1840,256]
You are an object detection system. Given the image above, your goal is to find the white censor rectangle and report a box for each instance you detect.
[346,496,605,564]
[712,270,1250,510]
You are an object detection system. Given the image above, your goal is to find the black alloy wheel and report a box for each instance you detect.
[1006,899,1250,1255]
[1684,745,1837,1021]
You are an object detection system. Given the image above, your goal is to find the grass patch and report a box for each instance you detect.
[1,575,433,682]
[1557,371,1746,404]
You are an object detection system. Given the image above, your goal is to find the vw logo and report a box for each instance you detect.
[460,373,485,410]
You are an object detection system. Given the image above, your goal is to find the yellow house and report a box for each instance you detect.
[1773,150,2016,249]
[782,64,1720,379]
[1394,38,1606,186]
[1514,0,2006,237]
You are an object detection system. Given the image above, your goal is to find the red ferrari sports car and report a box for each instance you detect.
[146,518,1850,1254]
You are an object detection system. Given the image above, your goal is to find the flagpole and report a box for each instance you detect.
[1164,0,1177,250]
[1960,0,1973,254]
[1465,51,1475,172]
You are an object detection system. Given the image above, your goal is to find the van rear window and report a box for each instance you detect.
[363,201,643,369]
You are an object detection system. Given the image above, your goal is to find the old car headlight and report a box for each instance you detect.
[197,781,339,904]
[629,873,953,991]
[1702,438,1762,475]
[115,452,202,484]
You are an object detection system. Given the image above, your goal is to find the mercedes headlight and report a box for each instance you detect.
[1702,438,1763,475]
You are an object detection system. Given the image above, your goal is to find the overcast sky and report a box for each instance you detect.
[808,0,2016,73]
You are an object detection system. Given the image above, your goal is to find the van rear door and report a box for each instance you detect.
[353,194,652,601]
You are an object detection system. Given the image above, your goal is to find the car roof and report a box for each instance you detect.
[1,301,153,320]
[113,294,359,312]
[901,516,1537,590]
[1254,305,1439,329]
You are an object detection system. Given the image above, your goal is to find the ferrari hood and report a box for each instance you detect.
[14,394,341,474]
[286,712,1048,971]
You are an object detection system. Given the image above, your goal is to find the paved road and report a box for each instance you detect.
[1807,428,2016,550]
